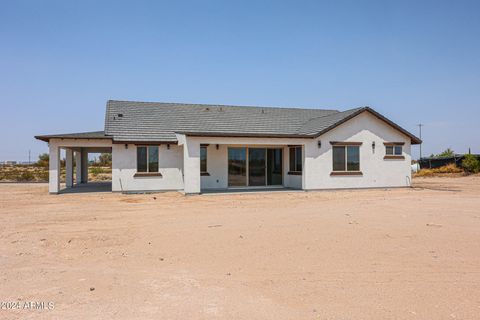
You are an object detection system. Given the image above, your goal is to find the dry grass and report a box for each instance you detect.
[0,165,111,182]
[413,163,464,177]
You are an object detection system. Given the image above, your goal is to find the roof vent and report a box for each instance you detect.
[261,109,265,114]
[219,107,224,112]
[113,113,124,120]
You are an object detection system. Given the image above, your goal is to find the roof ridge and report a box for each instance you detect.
[106,99,339,112]
[296,106,366,132]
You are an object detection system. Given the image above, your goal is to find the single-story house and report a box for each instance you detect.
[35,100,421,194]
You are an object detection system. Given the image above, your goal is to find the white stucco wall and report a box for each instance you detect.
[46,111,413,194]
[112,144,184,192]
[179,136,310,193]
[304,112,412,190]
[200,144,228,190]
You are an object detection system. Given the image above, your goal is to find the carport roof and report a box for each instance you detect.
[35,131,110,142]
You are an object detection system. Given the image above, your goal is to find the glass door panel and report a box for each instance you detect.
[228,148,247,187]
[248,148,266,186]
[267,148,283,185]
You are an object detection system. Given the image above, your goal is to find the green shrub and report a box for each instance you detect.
[462,154,480,173]
[36,153,49,167]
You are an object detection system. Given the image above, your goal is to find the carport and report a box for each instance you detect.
[35,131,113,194]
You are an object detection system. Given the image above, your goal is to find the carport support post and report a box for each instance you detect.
[65,149,73,188]
[81,149,88,183]
[48,143,60,194]
[75,150,82,185]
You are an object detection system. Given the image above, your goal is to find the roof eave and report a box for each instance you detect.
[176,131,315,139]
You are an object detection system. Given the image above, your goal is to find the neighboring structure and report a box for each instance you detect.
[35,100,421,194]
[0,161,18,166]
[419,154,480,169]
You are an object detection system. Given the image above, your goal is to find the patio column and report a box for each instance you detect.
[183,139,201,194]
[48,143,60,194]
[65,148,73,188]
[81,149,88,183]
[75,150,82,184]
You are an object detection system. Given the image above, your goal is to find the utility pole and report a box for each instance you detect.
[28,149,31,164]
[417,124,423,159]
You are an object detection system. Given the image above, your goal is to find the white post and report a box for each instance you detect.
[65,148,73,188]
[49,143,60,194]
[183,138,201,194]
[75,150,82,185]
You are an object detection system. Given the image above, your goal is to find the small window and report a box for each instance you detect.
[289,146,302,173]
[137,146,159,172]
[332,145,360,172]
[385,144,402,156]
[200,146,207,173]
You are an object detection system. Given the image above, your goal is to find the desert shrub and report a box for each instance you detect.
[462,154,480,173]
[18,170,35,181]
[89,166,105,176]
[414,164,463,177]
[36,169,49,181]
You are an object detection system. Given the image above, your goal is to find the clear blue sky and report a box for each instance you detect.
[1,0,479,161]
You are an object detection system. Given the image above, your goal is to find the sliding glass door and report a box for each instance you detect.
[228,147,283,187]
[248,148,266,186]
[228,148,247,187]
[267,148,283,185]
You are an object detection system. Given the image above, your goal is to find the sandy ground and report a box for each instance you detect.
[0,177,479,320]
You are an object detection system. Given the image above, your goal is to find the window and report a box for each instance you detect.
[332,145,360,172]
[384,143,404,159]
[289,146,302,174]
[200,145,207,173]
[137,146,159,172]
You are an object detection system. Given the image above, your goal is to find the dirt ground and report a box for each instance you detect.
[0,177,479,320]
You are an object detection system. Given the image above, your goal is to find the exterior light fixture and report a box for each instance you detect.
[317,140,321,148]
[216,144,219,150]
[167,144,170,150]
[372,141,375,152]
[124,144,128,149]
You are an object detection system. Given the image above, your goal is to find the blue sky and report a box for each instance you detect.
[1,0,479,161]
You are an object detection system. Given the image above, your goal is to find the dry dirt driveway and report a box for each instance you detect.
[0,176,479,319]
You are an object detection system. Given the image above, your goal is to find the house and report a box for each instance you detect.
[35,100,421,194]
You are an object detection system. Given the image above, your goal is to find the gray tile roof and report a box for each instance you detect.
[36,100,421,144]
[105,100,342,142]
